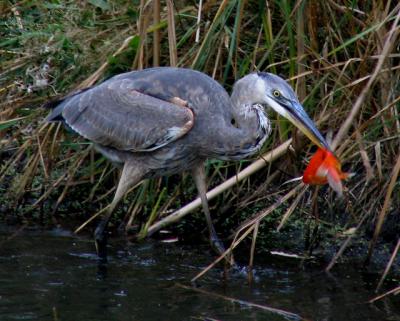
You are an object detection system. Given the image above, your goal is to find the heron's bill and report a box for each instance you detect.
[287,101,331,151]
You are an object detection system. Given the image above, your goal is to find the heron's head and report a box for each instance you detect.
[255,72,330,150]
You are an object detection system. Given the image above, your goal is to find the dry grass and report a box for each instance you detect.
[1,0,399,290]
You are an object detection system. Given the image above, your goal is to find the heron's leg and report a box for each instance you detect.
[95,162,144,261]
[191,164,226,256]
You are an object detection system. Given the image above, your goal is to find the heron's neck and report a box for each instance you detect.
[222,74,271,159]
[231,73,267,126]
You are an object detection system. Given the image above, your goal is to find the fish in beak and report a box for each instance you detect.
[259,74,351,195]
[302,147,351,196]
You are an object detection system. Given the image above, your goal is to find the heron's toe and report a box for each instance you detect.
[94,222,108,261]
[210,236,226,256]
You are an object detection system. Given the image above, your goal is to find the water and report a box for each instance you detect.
[0,227,398,321]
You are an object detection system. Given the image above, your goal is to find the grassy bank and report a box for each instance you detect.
[1,1,399,284]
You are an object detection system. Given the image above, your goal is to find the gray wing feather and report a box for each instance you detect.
[61,78,194,151]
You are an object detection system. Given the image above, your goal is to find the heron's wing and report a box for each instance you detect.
[58,78,194,152]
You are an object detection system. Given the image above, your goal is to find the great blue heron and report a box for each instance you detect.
[46,67,329,259]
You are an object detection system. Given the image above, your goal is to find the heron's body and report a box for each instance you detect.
[47,67,328,260]
[49,68,270,177]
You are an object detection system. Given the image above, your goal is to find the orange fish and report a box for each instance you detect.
[302,148,350,196]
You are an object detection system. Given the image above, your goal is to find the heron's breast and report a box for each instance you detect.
[140,144,201,177]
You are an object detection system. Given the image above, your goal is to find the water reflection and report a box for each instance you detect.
[0,227,398,321]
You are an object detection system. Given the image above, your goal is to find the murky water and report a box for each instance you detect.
[0,227,398,321]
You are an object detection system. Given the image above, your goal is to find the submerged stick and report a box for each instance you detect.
[191,184,302,282]
[176,283,304,320]
[369,285,400,303]
[147,139,292,236]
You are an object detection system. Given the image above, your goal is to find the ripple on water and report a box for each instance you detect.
[0,228,398,321]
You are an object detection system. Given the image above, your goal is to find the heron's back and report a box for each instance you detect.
[47,68,235,176]
[112,67,233,120]
[112,68,235,174]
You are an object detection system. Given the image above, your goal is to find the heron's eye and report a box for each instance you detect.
[273,90,281,98]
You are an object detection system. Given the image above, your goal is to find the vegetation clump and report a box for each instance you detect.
[1,1,399,288]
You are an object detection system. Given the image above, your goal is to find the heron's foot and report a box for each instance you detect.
[94,220,109,262]
[210,234,235,266]
[210,234,226,255]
